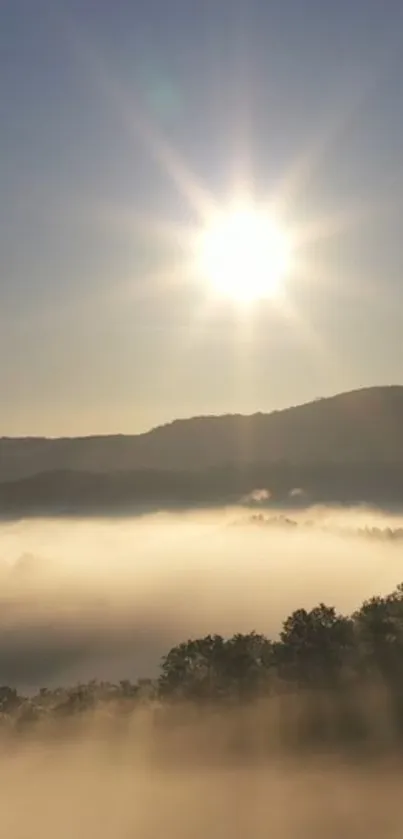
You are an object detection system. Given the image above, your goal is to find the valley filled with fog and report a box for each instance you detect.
[1,505,403,691]
[1,505,403,837]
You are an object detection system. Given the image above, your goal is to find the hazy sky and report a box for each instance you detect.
[2,0,403,436]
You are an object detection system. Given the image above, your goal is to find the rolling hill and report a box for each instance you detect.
[1,386,403,483]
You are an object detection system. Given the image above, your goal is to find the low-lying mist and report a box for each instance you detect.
[2,506,403,837]
[1,504,403,690]
[2,728,403,838]
[2,725,403,838]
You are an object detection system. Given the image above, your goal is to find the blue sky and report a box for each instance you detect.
[2,0,403,435]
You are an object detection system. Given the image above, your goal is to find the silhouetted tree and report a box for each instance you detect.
[278,604,355,688]
[354,585,403,685]
[159,634,227,700]
[0,686,22,715]
[222,632,274,699]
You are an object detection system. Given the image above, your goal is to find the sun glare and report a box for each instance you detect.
[196,205,292,302]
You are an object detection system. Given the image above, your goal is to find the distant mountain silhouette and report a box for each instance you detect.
[1,386,403,515]
[1,386,403,483]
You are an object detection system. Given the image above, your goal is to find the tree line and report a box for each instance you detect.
[2,582,403,749]
[159,583,403,701]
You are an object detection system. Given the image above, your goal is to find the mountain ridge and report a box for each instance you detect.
[1,385,403,482]
[2,385,401,443]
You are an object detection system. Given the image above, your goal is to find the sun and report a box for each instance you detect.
[196,205,292,301]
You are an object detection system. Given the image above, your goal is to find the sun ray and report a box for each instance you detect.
[68,31,218,224]
[65,23,384,400]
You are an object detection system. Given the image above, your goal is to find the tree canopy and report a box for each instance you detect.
[2,583,403,751]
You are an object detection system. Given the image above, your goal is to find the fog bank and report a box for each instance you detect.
[0,506,402,689]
